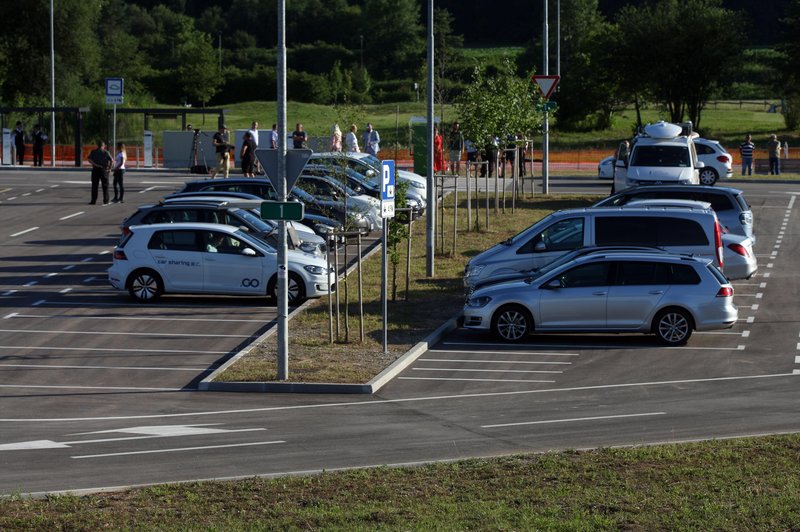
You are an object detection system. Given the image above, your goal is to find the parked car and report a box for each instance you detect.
[295,173,383,230]
[593,184,755,243]
[289,187,372,234]
[121,199,327,257]
[694,138,733,185]
[108,223,335,304]
[464,204,725,291]
[463,252,738,345]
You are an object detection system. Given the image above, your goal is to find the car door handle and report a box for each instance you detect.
[592,291,607,296]
[648,290,664,295]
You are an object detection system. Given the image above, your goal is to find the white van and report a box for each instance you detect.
[464,205,724,290]
[613,121,703,193]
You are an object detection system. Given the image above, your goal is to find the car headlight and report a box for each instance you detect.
[304,265,327,275]
[464,264,485,278]
[466,296,492,308]
[299,242,321,256]
[407,180,425,190]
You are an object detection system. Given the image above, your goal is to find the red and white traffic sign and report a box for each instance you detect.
[532,75,560,99]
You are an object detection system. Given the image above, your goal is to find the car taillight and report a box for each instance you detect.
[716,286,734,297]
[714,221,723,269]
[122,226,131,237]
[717,155,730,163]
[113,250,127,260]
[727,243,750,257]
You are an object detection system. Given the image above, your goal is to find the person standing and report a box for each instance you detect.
[87,140,113,205]
[447,122,464,175]
[247,121,260,147]
[292,123,308,149]
[767,134,781,175]
[270,123,278,149]
[738,134,755,176]
[240,131,257,177]
[330,123,343,152]
[13,121,25,165]
[31,124,47,167]
[111,142,127,203]
[210,125,230,178]
[362,122,380,156]
[345,124,359,152]
[433,127,444,173]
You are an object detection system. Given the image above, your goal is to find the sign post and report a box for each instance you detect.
[380,160,396,354]
[105,78,124,154]
[532,74,560,195]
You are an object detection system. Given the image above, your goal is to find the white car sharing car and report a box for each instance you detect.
[108,223,335,304]
[694,138,733,185]
[598,155,615,179]
[464,252,738,345]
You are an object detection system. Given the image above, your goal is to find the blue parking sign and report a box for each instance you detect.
[380,160,395,219]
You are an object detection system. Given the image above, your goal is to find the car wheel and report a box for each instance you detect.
[492,304,533,342]
[269,272,307,305]
[698,167,718,186]
[127,269,163,302]
[654,308,693,346]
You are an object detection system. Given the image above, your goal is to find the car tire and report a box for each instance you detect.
[491,304,533,342]
[698,167,718,186]
[127,269,163,302]
[268,272,307,306]
[653,307,693,346]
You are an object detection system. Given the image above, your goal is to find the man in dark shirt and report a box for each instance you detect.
[738,133,755,176]
[31,124,47,167]
[210,125,230,178]
[292,123,307,149]
[13,121,25,165]
[87,140,113,204]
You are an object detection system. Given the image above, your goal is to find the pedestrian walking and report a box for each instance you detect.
[210,125,231,178]
[240,131,257,177]
[13,121,25,165]
[270,123,278,149]
[330,124,342,152]
[346,124,359,152]
[112,142,127,203]
[433,127,444,173]
[87,140,113,205]
[738,134,755,176]
[362,123,380,156]
[31,124,47,167]
[767,134,781,175]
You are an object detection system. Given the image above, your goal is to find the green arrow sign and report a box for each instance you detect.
[261,201,305,221]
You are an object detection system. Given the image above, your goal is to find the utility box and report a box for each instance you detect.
[409,116,439,175]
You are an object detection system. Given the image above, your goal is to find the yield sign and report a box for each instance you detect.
[255,148,312,194]
[532,75,560,99]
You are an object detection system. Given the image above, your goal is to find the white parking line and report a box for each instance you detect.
[0,363,216,372]
[0,328,252,338]
[481,412,667,429]
[35,188,45,193]
[0,345,228,354]
[10,227,38,237]
[23,281,38,287]
[7,313,268,324]
[45,273,58,278]
[0,384,181,391]
[412,367,563,374]
[59,212,84,221]
[139,186,157,194]
[72,441,285,460]
[432,348,579,357]
[419,358,572,365]
[59,288,72,294]
[399,377,556,384]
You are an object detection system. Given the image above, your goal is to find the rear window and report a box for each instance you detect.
[614,261,700,285]
[148,230,201,252]
[631,145,691,167]
[706,263,729,285]
[596,216,708,246]
[733,192,750,211]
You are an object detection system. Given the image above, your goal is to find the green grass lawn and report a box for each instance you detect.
[4,434,800,529]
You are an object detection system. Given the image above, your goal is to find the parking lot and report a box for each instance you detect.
[1,169,798,495]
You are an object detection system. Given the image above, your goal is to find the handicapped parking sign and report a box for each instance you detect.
[380,160,395,219]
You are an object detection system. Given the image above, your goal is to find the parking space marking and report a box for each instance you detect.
[35,188,45,193]
[72,441,285,460]
[62,265,74,270]
[0,363,216,372]
[1,290,17,296]
[763,272,770,278]
[482,412,667,429]
[32,300,45,306]
[399,376,556,384]
[59,288,72,294]
[695,331,747,336]
[0,328,253,338]
[59,212,84,221]
[45,273,58,278]
[0,384,182,391]
[47,300,273,310]
[751,304,760,310]
[23,281,37,287]
[139,186,157,194]
[7,197,17,201]
[433,347,579,357]
[10,227,38,237]
[0,345,228,354]
[420,358,572,366]
[412,367,563,375]
[82,276,96,283]
[81,257,93,263]
[7,313,269,324]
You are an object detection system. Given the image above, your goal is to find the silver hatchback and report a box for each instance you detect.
[463,253,738,345]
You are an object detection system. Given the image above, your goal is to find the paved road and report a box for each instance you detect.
[1,169,798,495]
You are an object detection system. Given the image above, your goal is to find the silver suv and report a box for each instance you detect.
[463,252,738,345]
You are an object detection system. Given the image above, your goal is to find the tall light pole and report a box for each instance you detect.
[426,0,435,277]
[49,0,56,167]
[276,0,289,380]
[542,0,550,194]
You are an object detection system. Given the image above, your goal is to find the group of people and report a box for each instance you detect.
[86,140,127,205]
[8,121,49,166]
[738,133,784,175]
[329,122,381,155]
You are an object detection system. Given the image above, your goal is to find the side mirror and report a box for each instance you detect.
[544,278,563,290]
[534,241,547,252]
[241,248,257,257]
[695,161,706,168]
[615,159,627,168]
[366,169,376,178]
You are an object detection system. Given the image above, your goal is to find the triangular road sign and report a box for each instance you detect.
[532,75,560,99]
[255,148,312,193]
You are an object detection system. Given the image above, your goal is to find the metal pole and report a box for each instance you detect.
[426,0,435,277]
[327,235,333,343]
[112,104,117,157]
[335,239,340,340]
[405,215,412,301]
[277,0,289,379]
[358,233,364,342]
[543,0,550,195]
[452,178,457,256]
[466,162,472,230]
[49,0,56,167]
[382,222,388,353]
[344,237,349,343]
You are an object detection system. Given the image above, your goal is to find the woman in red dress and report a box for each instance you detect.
[433,127,444,172]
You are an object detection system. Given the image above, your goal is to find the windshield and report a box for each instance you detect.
[235,208,273,232]
[631,145,691,167]
[235,229,275,252]
[502,212,558,245]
